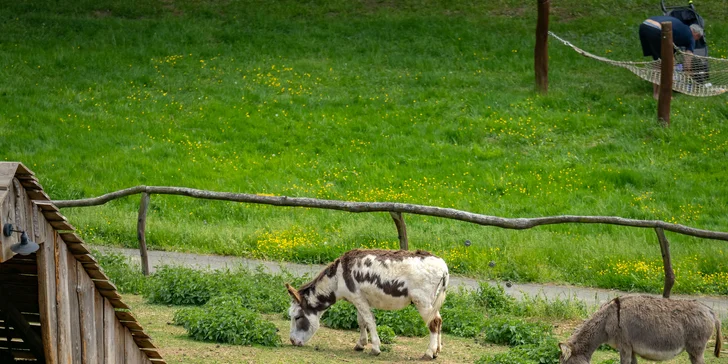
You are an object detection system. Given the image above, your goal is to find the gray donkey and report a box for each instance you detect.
[559,295,722,364]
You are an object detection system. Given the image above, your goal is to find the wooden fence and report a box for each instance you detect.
[53,185,728,298]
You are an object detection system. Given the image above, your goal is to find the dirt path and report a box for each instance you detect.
[94,246,728,318]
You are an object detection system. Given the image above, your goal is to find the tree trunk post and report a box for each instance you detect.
[389,211,409,250]
[658,21,673,126]
[137,192,151,276]
[655,227,675,298]
[535,0,550,94]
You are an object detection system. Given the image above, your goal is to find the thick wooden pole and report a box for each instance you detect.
[389,212,409,250]
[655,227,675,298]
[137,192,150,276]
[535,0,550,93]
[658,22,673,126]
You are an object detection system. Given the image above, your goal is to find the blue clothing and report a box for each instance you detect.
[639,16,695,59]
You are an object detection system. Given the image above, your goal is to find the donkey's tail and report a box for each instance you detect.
[715,312,723,358]
[425,271,449,325]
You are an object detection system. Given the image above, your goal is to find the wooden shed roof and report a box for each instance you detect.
[0,162,164,363]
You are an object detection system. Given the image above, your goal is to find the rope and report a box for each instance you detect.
[549,32,727,97]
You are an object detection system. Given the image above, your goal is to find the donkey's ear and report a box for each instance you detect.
[559,343,572,361]
[285,283,301,303]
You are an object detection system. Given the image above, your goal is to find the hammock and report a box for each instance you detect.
[549,32,727,97]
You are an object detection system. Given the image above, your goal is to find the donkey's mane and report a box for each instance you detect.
[298,258,340,293]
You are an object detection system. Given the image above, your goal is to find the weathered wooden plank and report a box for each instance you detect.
[120,321,144,332]
[73,254,98,264]
[103,299,117,364]
[66,243,91,255]
[149,359,167,364]
[59,233,83,244]
[132,337,156,349]
[1,180,19,263]
[55,236,73,364]
[0,163,18,188]
[66,250,82,364]
[49,220,75,231]
[91,280,117,291]
[108,299,130,310]
[41,210,66,222]
[19,179,43,191]
[114,311,137,322]
[33,200,59,212]
[14,163,33,175]
[86,269,110,281]
[124,327,149,364]
[141,349,163,359]
[94,292,105,364]
[98,289,122,301]
[77,262,98,363]
[131,331,150,339]
[25,189,50,201]
[114,310,126,364]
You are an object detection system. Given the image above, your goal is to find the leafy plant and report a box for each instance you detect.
[476,283,515,314]
[377,325,396,344]
[173,295,281,346]
[93,250,148,295]
[146,266,217,305]
[477,317,553,347]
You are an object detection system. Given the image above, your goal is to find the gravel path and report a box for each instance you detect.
[94,246,728,318]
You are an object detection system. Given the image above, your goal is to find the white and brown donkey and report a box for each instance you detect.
[286,249,449,359]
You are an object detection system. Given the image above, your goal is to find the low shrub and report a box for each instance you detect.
[173,295,281,346]
[146,266,216,305]
[476,316,553,347]
[93,250,147,295]
[476,283,515,314]
[377,325,396,344]
[145,265,307,312]
[441,288,488,337]
[510,293,588,320]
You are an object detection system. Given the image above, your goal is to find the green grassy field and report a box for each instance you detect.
[2,0,728,294]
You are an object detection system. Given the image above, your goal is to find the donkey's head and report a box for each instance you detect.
[559,343,589,364]
[286,283,322,346]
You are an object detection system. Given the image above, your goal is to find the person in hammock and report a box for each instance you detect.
[639,15,704,99]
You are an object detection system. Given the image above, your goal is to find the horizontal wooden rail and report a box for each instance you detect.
[53,185,728,242]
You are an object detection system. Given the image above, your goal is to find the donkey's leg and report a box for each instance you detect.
[351,299,381,356]
[354,310,368,351]
[434,311,443,355]
[414,304,440,360]
[686,343,706,364]
[619,346,634,364]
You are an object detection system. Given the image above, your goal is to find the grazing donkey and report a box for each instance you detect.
[559,295,722,364]
[286,249,449,359]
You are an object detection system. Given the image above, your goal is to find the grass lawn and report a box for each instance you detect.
[124,294,725,363]
[2,0,728,294]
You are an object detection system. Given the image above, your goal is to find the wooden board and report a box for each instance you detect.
[65,243,91,256]
[49,220,75,231]
[114,310,126,364]
[103,299,118,364]
[76,262,98,363]
[33,201,59,212]
[66,248,82,364]
[59,233,83,244]
[94,292,105,364]
[91,280,117,291]
[41,210,65,222]
[85,269,109,281]
[25,189,50,201]
[54,236,73,364]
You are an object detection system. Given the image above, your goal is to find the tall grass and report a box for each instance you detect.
[2,0,727,294]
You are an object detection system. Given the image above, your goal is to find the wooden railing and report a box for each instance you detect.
[53,185,728,298]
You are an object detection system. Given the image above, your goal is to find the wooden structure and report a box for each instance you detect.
[0,163,164,363]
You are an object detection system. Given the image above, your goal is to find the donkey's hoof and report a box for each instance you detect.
[354,345,365,351]
[420,354,435,361]
[369,348,381,356]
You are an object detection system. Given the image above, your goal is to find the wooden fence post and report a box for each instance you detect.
[389,212,409,250]
[535,0,550,94]
[655,227,675,298]
[658,22,673,126]
[137,192,150,276]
